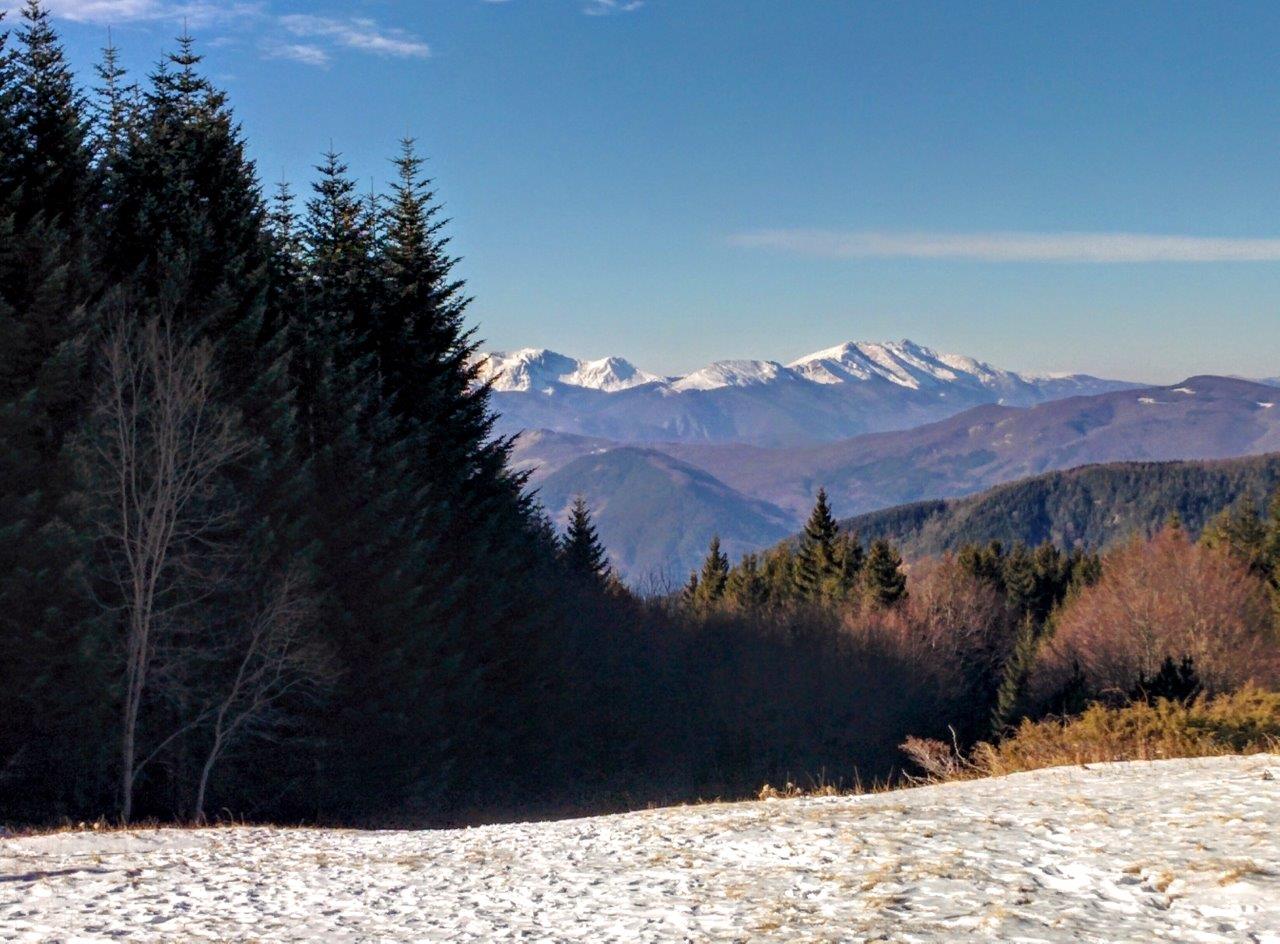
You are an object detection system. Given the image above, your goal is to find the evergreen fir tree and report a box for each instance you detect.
[827,531,864,600]
[958,540,1006,592]
[293,147,459,812]
[85,34,312,818]
[1066,547,1102,595]
[861,538,907,607]
[760,546,796,602]
[101,31,272,363]
[1130,655,1202,705]
[681,571,700,609]
[691,535,729,609]
[0,0,106,818]
[1262,490,1280,592]
[793,488,841,601]
[562,496,611,584]
[90,35,136,172]
[1201,498,1268,574]
[990,616,1038,735]
[725,552,769,610]
[1001,543,1038,617]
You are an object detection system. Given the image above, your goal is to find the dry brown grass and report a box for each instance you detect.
[904,687,1280,782]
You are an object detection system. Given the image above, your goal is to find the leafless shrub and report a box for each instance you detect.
[899,734,970,782]
[1034,526,1279,701]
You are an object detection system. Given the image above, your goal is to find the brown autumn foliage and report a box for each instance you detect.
[842,558,1017,737]
[902,556,1016,670]
[1034,525,1279,699]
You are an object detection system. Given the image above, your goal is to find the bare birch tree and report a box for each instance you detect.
[92,316,250,822]
[193,565,335,823]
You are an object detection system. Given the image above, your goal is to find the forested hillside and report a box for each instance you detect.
[839,454,1280,560]
[0,4,955,826]
[0,2,644,825]
[535,446,794,582]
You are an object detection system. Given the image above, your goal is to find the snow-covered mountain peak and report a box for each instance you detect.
[561,356,664,392]
[671,359,789,392]
[788,339,993,390]
[477,349,661,393]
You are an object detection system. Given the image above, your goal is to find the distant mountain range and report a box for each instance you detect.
[479,339,1139,448]
[839,453,1280,561]
[513,375,1280,579]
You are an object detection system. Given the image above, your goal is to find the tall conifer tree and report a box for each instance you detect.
[692,535,730,609]
[861,538,908,608]
[792,488,859,601]
[562,497,611,584]
[0,1,105,817]
[725,552,768,610]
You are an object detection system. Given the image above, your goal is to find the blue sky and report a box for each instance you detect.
[23,0,1280,382]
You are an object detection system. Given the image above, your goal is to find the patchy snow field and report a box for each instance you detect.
[3,755,1278,943]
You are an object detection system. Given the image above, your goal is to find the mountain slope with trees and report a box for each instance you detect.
[837,454,1280,560]
[657,376,1280,520]
[536,446,794,582]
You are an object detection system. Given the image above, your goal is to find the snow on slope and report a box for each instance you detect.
[477,349,663,393]
[478,338,1120,397]
[788,339,1014,390]
[671,359,789,391]
[3,755,1277,942]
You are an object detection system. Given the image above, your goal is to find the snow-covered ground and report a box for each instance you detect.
[3,755,1278,943]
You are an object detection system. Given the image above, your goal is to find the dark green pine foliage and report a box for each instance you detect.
[374,138,542,550]
[1265,492,1280,575]
[1201,497,1270,577]
[861,538,908,608]
[562,496,611,584]
[293,149,453,813]
[724,552,769,610]
[1266,494,1280,617]
[681,571,700,608]
[101,32,271,366]
[832,532,865,595]
[89,37,136,175]
[1201,491,1280,619]
[958,540,1007,591]
[792,488,839,601]
[1001,544,1038,618]
[299,140,568,813]
[0,1,107,818]
[990,616,1038,735]
[95,32,299,579]
[692,535,729,608]
[1130,655,1203,705]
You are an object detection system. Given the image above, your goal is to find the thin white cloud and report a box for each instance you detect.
[33,0,258,25]
[279,14,429,59]
[263,41,329,68]
[729,229,1280,263]
[583,0,643,15]
[18,2,429,67]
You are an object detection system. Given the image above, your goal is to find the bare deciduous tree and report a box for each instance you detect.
[1036,525,1278,699]
[193,566,336,823]
[92,316,250,822]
